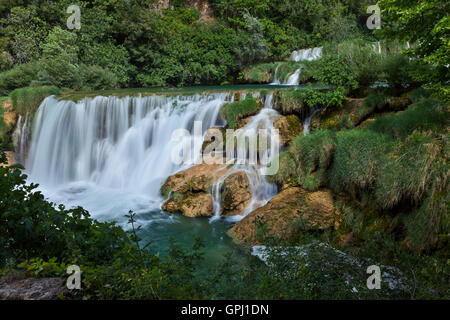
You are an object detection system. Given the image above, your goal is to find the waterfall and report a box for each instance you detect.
[22,94,231,219]
[290,47,323,62]
[210,94,279,222]
[303,108,320,135]
[21,92,278,223]
[271,47,323,86]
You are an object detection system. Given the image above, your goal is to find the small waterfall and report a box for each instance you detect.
[290,47,323,62]
[285,68,302,86]
[271,64,281,85]
[210,96,279,222]
[13,113,33,165]
[303,108,320,135]
[271,47,323,85]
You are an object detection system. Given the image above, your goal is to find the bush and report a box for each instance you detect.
[363,92,389,111]
[368,98,447,139]
[243,63,277,83]
[10,86,60,114]
[329,129,393,198]
[271,130,335,191]
[0,62,40,96]
[221,95,261,128]
[302,40,381,92]
[278,88,347,116]
[408,87,430,103]
[76,65,119,90]
[379,54,419,89]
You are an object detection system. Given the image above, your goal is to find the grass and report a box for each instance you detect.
[10,86,60,114]
[368,98,447,139]
[220,94,261,129]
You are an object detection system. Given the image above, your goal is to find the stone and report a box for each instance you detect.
[227,187,340,245]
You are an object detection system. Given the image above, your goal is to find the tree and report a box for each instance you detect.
[377,0,450,101]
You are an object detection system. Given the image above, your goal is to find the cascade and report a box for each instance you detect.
[20,92,278,223]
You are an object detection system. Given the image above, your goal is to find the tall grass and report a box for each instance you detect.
[10,86,60,114]
[368,98,447,139]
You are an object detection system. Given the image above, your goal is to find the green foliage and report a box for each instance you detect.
[77,65,118,90]
[37,27,79,88]
[10,86,60,114]
[302,40,381,92]
[408,87,430,103]
[243,63,277,83]
[379,54,419,89]
[329,129,393,197]
[363,93,389,111]
[0,62,40,96]
[271,130,335,191]
[279,88,347,116]
[377,0,450,99]
[368,98,447,140]
[221,95,260,128]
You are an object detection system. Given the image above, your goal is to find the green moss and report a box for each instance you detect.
[10,86,60,115]
[243,63,277,83]
[161,185,172,199]
[221,94,261,129]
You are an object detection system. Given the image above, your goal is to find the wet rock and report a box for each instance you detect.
[0,277,67,300]
[161,164,253,218]
[162,192,214,217]
[227,187,340,245]
[220,171,252,216]
[161,163,229,197]
[273,114,303,146]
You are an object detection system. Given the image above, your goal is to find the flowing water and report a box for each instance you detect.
[18,91,279,263]
[271,47,323,85]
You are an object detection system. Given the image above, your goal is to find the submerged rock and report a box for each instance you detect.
[227,187,340,245]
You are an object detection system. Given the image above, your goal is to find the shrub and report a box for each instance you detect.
[221,95,261,128]
[0,62,40,96]
[302,40,381,92]
[374,132,445,210]
[379,54,419,89]
[278,88,346,116]
[368,98,447,139]
[243,63,277,83]
[329,129,393,198]
[408,87,430,103]
[363,92,389,111]
[76,65,119,90]
[10,86,60,114]
[271,130,336,191]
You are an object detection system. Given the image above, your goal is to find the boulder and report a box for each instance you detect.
[161,163,229,197]
[162,192,214,218]
[220,171,252,216]
[0,277,67,300]
[273,114,303,146]
[227,187,340,245]
[161,164,253,218]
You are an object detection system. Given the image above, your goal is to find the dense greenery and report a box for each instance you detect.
[10,86,60,114]
[0,0,377,92]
